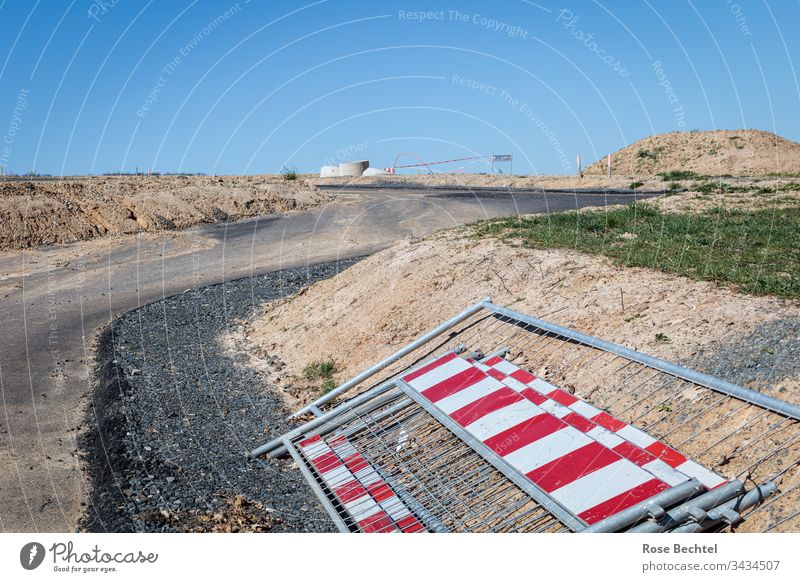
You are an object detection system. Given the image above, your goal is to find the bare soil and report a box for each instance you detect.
[247,233,799,402]
[0,175,329,251]
[582,129,800,176]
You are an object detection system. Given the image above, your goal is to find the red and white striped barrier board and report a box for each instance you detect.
[480,357,727,490]
[403,353,686,524]
[298,434,424,533]
[467,360,692,488]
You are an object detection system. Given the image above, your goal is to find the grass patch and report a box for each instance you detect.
[320,378,337,395]
[659,170,699,181]
[629,181,644,190]
[303,359,336,381]
[471,202,800,299]
[303,359,338,393]
[637,149,658,160]
[281,166,299,181]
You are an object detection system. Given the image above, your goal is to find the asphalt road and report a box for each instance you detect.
[0,185,655,532]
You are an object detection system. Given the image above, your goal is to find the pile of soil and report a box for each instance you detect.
[247,233,800,399]
[0,175,329,250]
[583,129,800,176]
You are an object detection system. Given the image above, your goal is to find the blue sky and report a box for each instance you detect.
[0,0,798,175]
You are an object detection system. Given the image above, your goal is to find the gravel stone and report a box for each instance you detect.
[684,318,800,394]
[82,258,361,532]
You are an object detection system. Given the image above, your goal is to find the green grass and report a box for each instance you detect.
[637,149,658,160]
[303,359,338,394]
[658,170,699,181]
[629,181,644,190]
[471,202,800,299]
[282,166,300,181]
[303,359,336,381]
[320,378,337,395]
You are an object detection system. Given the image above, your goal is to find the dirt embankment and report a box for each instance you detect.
[0,175,329,251]
[245,232,800,405]
[583,129,800,176]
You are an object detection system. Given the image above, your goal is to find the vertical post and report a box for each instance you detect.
[576,154,582,178]
[607,154,612,178]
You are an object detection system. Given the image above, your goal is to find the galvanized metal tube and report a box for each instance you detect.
[266,391,410,459]
[628,480,745,533]
[250,380,397,457]
[281,437,350,532]
[482,301,800,421]
[291,299,490,418]
[580,479,703,533]
[478,346,509,362]
[669,482,778,533]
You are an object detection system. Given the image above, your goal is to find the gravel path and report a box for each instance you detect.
[82,259,361,532]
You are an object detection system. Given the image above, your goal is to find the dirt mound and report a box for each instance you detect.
[584,129,800,176]
[247,233,798,397]
[0,175,329,250]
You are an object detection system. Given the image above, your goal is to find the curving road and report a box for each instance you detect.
[0,185,654,532]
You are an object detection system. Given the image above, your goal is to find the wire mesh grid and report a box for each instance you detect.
[313,307,799,533]
[291,385,570,532]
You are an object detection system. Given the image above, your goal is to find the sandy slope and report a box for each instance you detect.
[583,129,800,176]
[0,175,329,250]
[248,233,798,398]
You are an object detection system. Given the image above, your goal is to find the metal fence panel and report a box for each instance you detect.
[254,300,798,533]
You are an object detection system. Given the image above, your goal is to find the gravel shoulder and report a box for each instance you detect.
[81,259,361,533]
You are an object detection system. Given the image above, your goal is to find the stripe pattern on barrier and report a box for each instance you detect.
[298,434,424,532]
[469,361,691,488]
[480,357,726,490]
[402,353,690,524]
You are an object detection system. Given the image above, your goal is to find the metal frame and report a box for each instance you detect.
[282,436,350,533]
[483,301,800,422]
[253,298,797,533]
[290,301,486,418]
[292,298,800,424]
[395,379,586,532]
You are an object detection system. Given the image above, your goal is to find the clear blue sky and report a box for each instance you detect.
[1,0,798,176]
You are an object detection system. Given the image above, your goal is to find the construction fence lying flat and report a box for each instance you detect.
[253,299,799,533]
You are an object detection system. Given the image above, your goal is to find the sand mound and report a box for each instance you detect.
[584,129,800,176]
[247,233,797,397]
[0,175,329,250]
